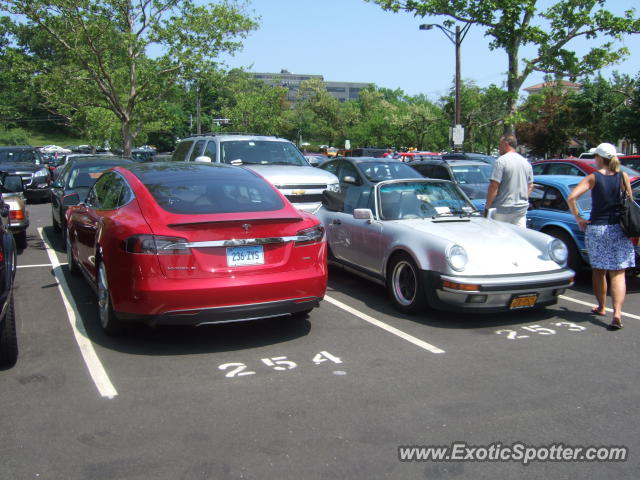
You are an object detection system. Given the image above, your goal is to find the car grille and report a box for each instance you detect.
[285,193,323,203]
[274,184,327,190]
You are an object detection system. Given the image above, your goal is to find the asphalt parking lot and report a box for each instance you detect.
[2,202,639,480]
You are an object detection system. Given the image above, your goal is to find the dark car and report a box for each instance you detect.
[131,148,157,162]
[319,157,422,213]
[442,152,497,165]
[0,146,51,203]
[408,158,492,211]
[1,173,29,249]
[0,189,18,367]
[51,157,133,238]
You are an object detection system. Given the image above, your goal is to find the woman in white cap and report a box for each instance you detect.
[568,142,635,330]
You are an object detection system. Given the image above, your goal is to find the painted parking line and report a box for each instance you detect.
[37,228,118,399]
[324,295,445,354]
[560,294,640,321]
[17,263,68,269]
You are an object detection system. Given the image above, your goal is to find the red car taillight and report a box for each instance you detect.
[10,209,25,221]
[122,235,191,255]
[295,225,325,246]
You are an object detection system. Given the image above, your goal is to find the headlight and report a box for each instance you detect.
[548,238,568,265]
[327,183,340,193]
[34,168,48,177]
[446,244,468,272]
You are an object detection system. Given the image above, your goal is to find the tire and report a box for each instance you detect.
[97,261,124,335]
[66,232,80,276]
[52,209,61,232]
[387,253,427,314]
[548,228,583,273]
[15,230,27,250]
[0,295,18,368]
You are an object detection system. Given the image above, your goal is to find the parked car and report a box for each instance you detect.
[0,146,51,203]
[396,152,442,162]
[319,156,422,200]
[316,179,574,313]
[532,158,640,182]
[527,175,640,275]
[442,152,497,165]
[408,158,492,210]
[0,187,18,367]
[65,162,327,334]
[172,133,339,212]
[304,155,327,167]
[51,156,133,238]
[619,155,640,173]
[131,148,157,162]
[1,173,29,249]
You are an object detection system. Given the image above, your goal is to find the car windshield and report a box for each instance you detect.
[570,184,592,212]
[137,164,284,214]
[0,149,41,164]
[450,164,493,185]
[378,181,475,220]
[220,140,307,166]
[68,164,121,189]
[360,162,422,182]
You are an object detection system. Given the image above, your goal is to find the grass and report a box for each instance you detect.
[0,128,87,148]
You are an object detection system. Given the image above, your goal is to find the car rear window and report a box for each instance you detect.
[135,164,284,214]
[360,162,422,182]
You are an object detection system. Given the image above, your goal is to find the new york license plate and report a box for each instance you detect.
[510,294,538,309]
[227,246,264,267]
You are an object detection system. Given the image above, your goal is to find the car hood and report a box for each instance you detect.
[244,165,338,186]
[396,217,558,275]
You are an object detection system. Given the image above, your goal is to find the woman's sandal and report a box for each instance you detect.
[608,318,623,330]
[590,306,607,316]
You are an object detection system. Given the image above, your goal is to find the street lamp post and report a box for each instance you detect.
[419,22,471,151]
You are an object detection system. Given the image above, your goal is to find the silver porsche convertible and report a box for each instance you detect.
[317,179,575,313]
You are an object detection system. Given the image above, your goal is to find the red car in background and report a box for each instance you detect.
[532,158,640,182]
[64,162,327,334]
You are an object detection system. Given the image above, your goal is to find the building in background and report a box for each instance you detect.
[523,80,582,95]
[252,69,370,103]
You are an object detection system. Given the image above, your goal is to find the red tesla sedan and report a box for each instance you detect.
[532,158,640,182]
[64,162,327,334]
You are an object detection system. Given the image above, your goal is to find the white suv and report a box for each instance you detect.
[172,133,339,212]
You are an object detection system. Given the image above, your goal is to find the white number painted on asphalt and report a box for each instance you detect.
[496,322,587,339]
[312,351,343,365]
[261,356,297,371]
[218,352,343,379]
[554,321,587,332]
[496,329,529,340]
[218,362,256,378]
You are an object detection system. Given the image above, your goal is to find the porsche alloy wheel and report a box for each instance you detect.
[388,253,427,313]
[97,262,123,335]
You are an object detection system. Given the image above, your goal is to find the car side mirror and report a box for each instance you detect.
[343,176,359,185]
[62,192,81,207]
[194,156,212,163]
[353,208,373,221]
[2,175,24,193]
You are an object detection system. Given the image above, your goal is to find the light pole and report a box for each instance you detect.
[419,22,471,150]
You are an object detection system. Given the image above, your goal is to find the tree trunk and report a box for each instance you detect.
[504,47,524,135]
[122,120,133,158]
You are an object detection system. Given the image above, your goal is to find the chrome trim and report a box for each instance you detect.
[164,235,311,249]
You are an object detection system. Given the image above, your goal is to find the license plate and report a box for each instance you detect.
[226,246,264,267]
[510,294,538,309]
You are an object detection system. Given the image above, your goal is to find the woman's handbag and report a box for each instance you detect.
[619,176,640,237]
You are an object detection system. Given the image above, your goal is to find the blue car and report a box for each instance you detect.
[526,175,591,272]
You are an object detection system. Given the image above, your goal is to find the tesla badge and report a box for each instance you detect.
[242,224,251,233]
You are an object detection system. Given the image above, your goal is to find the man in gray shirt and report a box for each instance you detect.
[483,134,533,227]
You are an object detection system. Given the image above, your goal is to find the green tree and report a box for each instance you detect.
[367,0,640,132]
[1,0,258,155]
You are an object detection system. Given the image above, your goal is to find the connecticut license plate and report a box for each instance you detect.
[510,294,538,309]
[226,246,264,267]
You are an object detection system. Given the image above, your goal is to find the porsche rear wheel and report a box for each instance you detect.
[388,253,427,314]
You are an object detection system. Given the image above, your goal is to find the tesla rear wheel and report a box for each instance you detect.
[388,253,427,314]
[0,295,18,368]
[52,210,61,232]
[97,262,124,336]
[66,233,80,276]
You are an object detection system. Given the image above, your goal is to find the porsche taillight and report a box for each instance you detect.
[122,235,191,255]
[10,209,25,221]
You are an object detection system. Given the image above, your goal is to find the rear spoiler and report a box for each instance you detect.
[168,217,303,229]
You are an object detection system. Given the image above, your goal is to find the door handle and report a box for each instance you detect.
[332,219,341,225]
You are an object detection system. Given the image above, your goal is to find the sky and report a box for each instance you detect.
[220,0,640,100]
